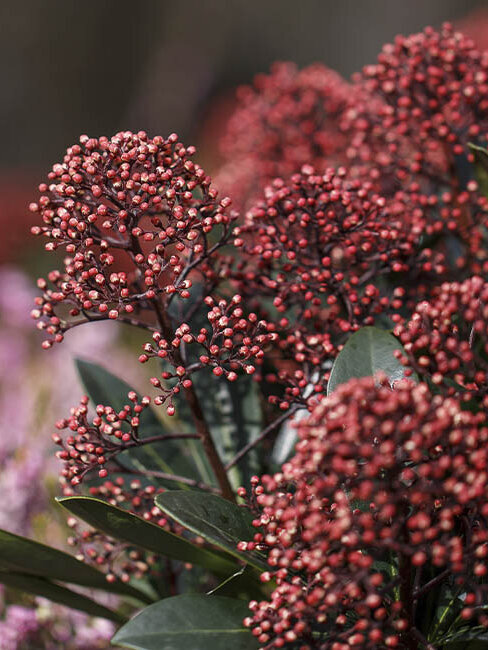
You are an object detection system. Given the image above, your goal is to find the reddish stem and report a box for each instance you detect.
[153,298,235,502]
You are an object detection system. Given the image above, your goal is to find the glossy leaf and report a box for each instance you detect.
[0,527,146,602]
[111,594,259,650]
[76,359,199,483]
[177,371,263,489]
[0,571,124,623]
[155,491,267,571]
[327,326,416,395]
[443,629,488,649]
[58,496,236,576]
[427,581,463,643]
[272,407,309,465]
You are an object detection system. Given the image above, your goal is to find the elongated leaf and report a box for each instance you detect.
[327,326,416,395]
[0,527,146,602]
[0,571,124,623]
[427,580,463,643]
[180,371,263,490]
[76,359,199,483]
[111,594,258,650]
[272,407,309,465]
[155,492,267,571]
[58,496,236,576]
[443,629,488,649]
[225,377,263,483]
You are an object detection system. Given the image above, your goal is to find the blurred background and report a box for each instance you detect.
[1,0,488,266]
[0,1,487,644]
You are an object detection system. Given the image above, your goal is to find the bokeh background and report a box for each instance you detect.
[1,0,488,265]
[0,1,487,646]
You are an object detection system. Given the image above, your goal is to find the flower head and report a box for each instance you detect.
[243,378,488,649]
[394,275,488,401]
[30,131,234,346]
[231,166,438,406]
[343,24,488,266]
[218,63,351,208]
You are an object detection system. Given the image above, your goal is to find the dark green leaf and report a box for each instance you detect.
[0,527,146,602]
[58,496,236,576]
[427,581,464,643]
[111,594,259,650]
[271,417,299,466]
[155,492,267,571]
[0,571,124,623]
[443,629,488,649]
[327,326,417,395]
[436,623,488,647]
[445,642,488,649]
[183,371,263,489]
[469,143,488,199]
[206,566,264,600]
[76,359,200,484]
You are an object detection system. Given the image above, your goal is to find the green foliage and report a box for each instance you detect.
[440,628,488,649]
[0,527,146,602]
[111,594,259,650]
[427,580,465,644]
[0,571,124,623]
[327,326,416,395]
[57,496,237,576]
[155,491,268,571]
[176,370,264,488]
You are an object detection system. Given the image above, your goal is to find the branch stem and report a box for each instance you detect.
[152,298,235,502]
[225,407,299,471]
[115,464,220,493]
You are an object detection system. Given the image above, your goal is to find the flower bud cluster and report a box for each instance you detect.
[243,378,488,649]
[139,295,277,415]
[29,131,234,346]
[54,393,151,487]
[343,23,488,265]
[231,167,432,403]
[218,62,351,208]
[394,275,488,401]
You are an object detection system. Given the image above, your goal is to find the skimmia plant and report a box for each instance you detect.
[5,21,488,650]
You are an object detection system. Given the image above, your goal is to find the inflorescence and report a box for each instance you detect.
[26,21,488,647]
[242,378,488,649]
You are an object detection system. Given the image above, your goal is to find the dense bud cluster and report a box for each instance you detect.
[343,23,488,264]
[394,276,488,400]
[29,131,234,346]
[232,167,434,368]
[217,63,351,208]
[139,294,277,415]
[54,393,156,487]
[243,378,488,649]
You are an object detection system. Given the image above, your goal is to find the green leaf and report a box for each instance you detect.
[57,496,237,576]
[0,527,146,602]
[442,629,488,649]
[327,326,416,395]
[182,371,263,489]
[155,492,267,572]
[111,594,259,650]
[0,571,124,623]
[75,359,200,484]
[469,143,488,199]
[427,580,464,643]
[435,619,488,646]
